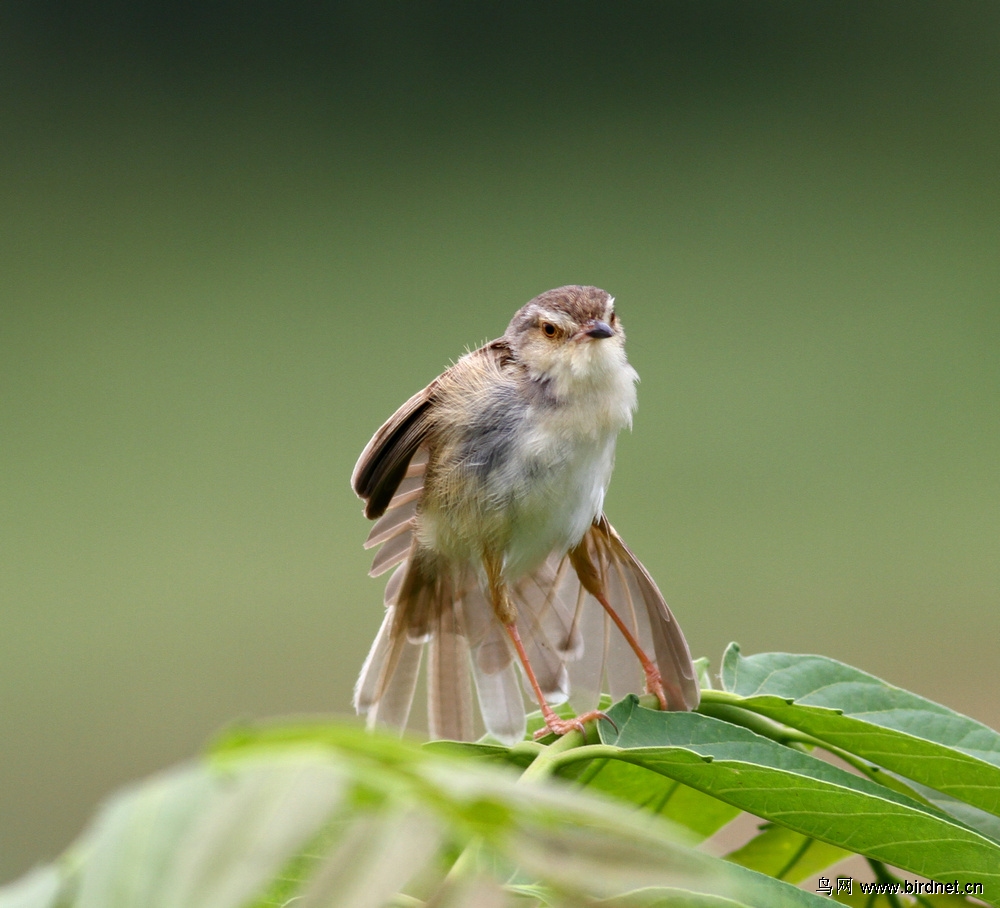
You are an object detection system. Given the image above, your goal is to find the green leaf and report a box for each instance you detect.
[834,892,982,907]
[557,751,741,839]
[573,698,1000,898]
[424,738,540,771]
[73,755,398,908]
[593,888,780,907]
[917,786,1000,842]
[725,824,851,883]
[717,646,1000,817]
[425,736,741,841]
[0,868,63,908]
[1,722,833,908]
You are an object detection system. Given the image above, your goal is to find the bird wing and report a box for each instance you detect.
[352,381,436,520]
[351,374,435,732]
[352,343,699,744]
[352,337,514,523]
[354,344,520,742]
[515,515,700,714]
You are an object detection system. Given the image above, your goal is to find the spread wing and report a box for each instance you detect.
[352,382,436,520]
[351,377,434,732]
[353,348,517,743]
[352,347,698,745]
[351,338,511,519]
[514,515,700,714]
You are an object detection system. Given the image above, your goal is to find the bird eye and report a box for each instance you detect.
[541,322,557,338]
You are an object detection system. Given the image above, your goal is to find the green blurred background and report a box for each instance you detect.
[2,1,998,883]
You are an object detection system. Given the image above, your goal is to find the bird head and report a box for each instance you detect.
[505,286,635,401]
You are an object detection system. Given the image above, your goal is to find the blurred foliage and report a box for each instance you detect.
[2,647,998,906]
[2,0,998,884]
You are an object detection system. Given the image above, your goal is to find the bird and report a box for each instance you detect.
[351,285,699,744]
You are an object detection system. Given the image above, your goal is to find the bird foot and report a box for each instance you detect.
[533,709,610,740]
[644,665,669,710]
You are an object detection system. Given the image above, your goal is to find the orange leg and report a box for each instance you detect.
[484,548,607,739]
[591,589,668,710]
[569,540,668,710]
[504,622,609,739]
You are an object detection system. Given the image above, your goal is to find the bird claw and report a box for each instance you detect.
[533,709,611,740]
[645,666,669,710]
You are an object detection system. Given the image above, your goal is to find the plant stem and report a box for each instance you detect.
[697,691,936,803]
[866,860,938,908]
[517,728,586,783]
[697,691,812,749]
[446,723,596,888]
[867,860,905,908]
[774,834,813,881]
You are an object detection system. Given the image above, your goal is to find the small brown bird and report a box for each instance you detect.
[352,286,699,744]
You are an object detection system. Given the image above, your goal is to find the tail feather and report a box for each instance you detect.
[512,557,584,660]
[353,606,396,713]
[469,623,528,745]
[353,604,423,732]
[355,505,698,742]
[600,538,650,702]
[564,576,609,713]
[513,610,569,704]
[366,638,422,731]
[427,607,474,740]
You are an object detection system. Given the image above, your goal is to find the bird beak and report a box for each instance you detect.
[583,320,614,340]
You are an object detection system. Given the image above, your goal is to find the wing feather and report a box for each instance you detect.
[513,517,700,715]
[368,529,413,577]
[352,339,697,741]
[352,386,434,519]
[364,500,418,549]
[592,515,700,710]
[363,448,426,577]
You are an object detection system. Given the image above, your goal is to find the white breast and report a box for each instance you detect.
[500,356,637,580]
[416,335,638,582]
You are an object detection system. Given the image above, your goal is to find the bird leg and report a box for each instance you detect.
[568,540,669,710]
[483,550,607,739]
